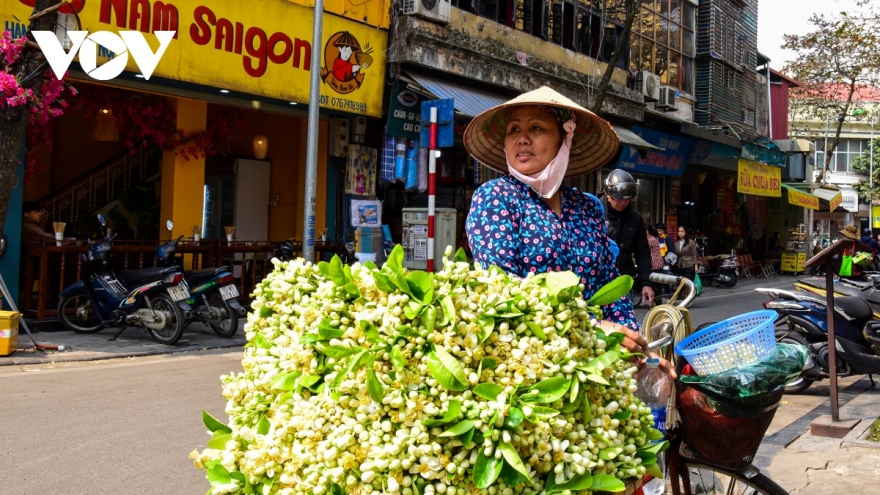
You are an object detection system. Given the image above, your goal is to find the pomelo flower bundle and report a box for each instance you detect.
[192,246,667,495]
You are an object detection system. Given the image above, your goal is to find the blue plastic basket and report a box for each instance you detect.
[675,310,777,376]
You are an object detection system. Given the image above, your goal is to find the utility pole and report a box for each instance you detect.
[302,0,325,262]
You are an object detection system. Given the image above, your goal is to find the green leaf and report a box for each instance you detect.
[422,306,436,333]
[526,321,547,341]
[477,357,497,377]
[560,386,583,413]
[259,306,273,318]
[644,462,664,479]
[439,419,475,437]
[343,282,361,299]
[526,405,560,421]
[386,245,405,274]
[473,383,504,401]
[477,315,495,343]
[542,271,581,297]
[363,261,378,271]
[638,440,669,455]
[590,474,626,492]
[472,449,503,489]
[556,472,594,492]
[599,331,626,349]
[270,371,301,391]
[611,410,632,421]
[332,350,369,388]
[321,345,362,359]
[390,346,406,372]
[499,461,530,487]
[426,348,468,391]
[441,295,457,327]
[497,442,531,480]
[367,369,385,403]
[317,261,331,277]
[207,432,232,449]
[599,447,623,460]
[586,373,610,386]
[404,300,424,320]
[406,271,434,302]
[504,407,524,428]
[589,275,633,306]
[296,374,321,391]
[453,247,468,262]
[569,376,580,403]
[586,349,620,371]
[253,332,272,349]
[328,255,347,286]
[635,451,657,465]
[524,377,570,403]
[423,399,461,427]
[207,462,232,486]
[258,415,270,435]
[389,271,411,295]
[202,410,232,434]
[646,427,665,441]
[461,424,475,448]
[373,272,394,293]
[318,318,345,340]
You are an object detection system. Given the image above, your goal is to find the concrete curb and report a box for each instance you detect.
[1,339,245,366]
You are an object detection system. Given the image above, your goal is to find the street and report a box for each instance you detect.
[0,275,873,494]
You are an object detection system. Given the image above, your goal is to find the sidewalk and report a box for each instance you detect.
[0,318,247,366]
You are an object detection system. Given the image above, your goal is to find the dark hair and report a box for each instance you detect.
[22,202,43,214]
[654,223,666,231]
[646,225,658,237]
[677,226,690,240]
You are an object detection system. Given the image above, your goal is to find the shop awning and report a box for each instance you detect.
[813,186,845,212]
[406,71,508,118]
[612,126,664,152]
[781,183,819,210]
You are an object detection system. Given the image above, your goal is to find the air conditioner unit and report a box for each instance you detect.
[402,0,450,24]
[635,71,661,102]
[329,117,350,158]
[657,86,678,111]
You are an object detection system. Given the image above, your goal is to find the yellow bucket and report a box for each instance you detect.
[0,311,20,356]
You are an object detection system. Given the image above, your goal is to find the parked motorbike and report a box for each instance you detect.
[794,277,880,318]
[57,215,191,345]
[697,250,739,287]
[155,221,246,338]
[757,287,880,394]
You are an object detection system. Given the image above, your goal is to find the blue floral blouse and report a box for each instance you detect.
[466,175,638,330]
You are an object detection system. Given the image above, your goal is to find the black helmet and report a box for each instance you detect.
[274,240,296,261]
[604,169,638,200]
[864,228,872,237]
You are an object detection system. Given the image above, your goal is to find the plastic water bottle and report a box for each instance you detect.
[635,357,672,495]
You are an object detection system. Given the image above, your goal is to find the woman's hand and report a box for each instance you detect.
[598,320,677,379]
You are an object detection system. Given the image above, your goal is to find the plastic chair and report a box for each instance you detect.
[737,254,756,279]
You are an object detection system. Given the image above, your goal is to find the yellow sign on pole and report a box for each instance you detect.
[2,0,388,117]
[873,205,880,229]
[737,159,782,197]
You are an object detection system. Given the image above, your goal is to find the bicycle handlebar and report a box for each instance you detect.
[648,272,697,308]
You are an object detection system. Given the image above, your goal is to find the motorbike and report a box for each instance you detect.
[794,276,880,319]
[57,215,191,345]
[155,221,246,338]
[697,250,739,287]
[757,287,880,394]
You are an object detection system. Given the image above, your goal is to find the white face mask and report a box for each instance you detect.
[506,119,576,199]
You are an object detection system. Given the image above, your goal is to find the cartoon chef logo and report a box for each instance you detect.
[321,31,373,95]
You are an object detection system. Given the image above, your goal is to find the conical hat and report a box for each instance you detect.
[463,86,619,177]
[333,32,361,51]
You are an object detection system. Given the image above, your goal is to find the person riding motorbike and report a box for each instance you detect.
[604,170,654,307]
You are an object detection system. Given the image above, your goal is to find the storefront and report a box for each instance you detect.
[6,0,392,260]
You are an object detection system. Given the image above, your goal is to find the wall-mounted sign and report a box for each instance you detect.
[737,159,781,198]
[386,87,428,140]
[783,185,819,210]
[741,142,787,167]
[839,185,859,213]
[615,126,694,177]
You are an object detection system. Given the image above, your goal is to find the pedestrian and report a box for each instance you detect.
[21,202,54,244]
[646,226,665,305]
[603,169,654,308]
[675,226,700,282]
[463,86,673,376]
[656,223,675,258]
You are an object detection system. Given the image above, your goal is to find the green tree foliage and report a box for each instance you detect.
[850,137,880,203]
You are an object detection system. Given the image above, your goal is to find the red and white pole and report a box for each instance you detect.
[427,107,438,272]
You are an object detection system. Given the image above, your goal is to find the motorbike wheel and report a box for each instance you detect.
[207,292,239,338]
[57,295,103,333]
[147,293,185,345]
[775,330,815,394]
[718,272,738,287]
[671,461,789,495]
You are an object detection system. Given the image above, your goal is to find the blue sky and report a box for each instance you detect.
[758,0,863,68]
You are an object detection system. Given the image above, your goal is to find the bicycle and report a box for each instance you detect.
[642,272,789,495]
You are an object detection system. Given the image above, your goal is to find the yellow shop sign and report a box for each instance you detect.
[3,0,387,117]
[782,184,819,210]
[737,159,781,198]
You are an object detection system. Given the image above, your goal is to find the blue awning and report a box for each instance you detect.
[406,71,508,118]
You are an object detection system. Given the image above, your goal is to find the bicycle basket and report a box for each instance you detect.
[674,310,777,376]
[675,379,783,471]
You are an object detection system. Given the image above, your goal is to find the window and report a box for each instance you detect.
[815,139,868,172]
[630,0,694,93]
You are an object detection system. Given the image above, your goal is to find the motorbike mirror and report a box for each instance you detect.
[97,213,106,227]
[166,220,174,232]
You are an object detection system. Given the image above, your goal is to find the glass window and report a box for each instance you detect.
[683,28,694,56]
[656,45,669,84]
[641,38,655,72]
[669,0,681,23]
[669,22,681,51]
[682,3,695,30]
[640,7,656,39]
[667,51,681,89]
[630,33,641,72]
[681,57,693,94]
[658,0,669,18]
[836,151,848,172]
[658,17,669,46]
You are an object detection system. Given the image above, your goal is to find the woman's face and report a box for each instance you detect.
[504,107,563,176]
[678,228,686,238]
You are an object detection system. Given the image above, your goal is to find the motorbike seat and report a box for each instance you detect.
[119,266,181,288]
[186,266,231,285]
[836,296,874,325]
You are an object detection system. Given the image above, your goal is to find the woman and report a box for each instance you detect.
[464,87,669,370]
[675,226,699,282]
[646,226,665,305]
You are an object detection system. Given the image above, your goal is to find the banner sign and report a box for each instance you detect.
[741,142,787,167]
[386,86,429,140]
[615,126,694,177]
[785,186,819,210]
[3,0,387,116]
[839,185,859,213]
[873,206,880,229]
[737,159,781,197]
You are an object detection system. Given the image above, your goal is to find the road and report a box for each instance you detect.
[0,276,818,494]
